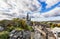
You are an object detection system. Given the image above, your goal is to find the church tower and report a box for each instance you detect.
[26,13,31,26]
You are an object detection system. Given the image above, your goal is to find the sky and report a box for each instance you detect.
[0,0,60,21]
[32,0,60,21]
[38,0,60,13]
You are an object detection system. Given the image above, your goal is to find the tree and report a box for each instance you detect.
[19,20,26,29]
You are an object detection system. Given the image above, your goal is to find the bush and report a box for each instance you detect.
[7,26,15,32]
[25,25,33,31]
[0,31,9,39]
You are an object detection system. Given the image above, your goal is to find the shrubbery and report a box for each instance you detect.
[0,18,33,39]
[0,18,33,31]
[0,31,9,39]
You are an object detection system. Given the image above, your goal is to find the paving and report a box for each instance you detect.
[32,25,56,39]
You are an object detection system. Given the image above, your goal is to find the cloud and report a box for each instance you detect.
[45,0,60,8]
[31,12,45,18]
[31,16,60,22]
[6,0,40,12]
[38,0,60,8]
[0,0,60,21]
[58,4,60,7]
[31,7,60,18]
[0,0,41,20]
[41,7,60,17]
[31,6,60,21]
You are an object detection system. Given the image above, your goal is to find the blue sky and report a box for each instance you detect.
[38,0,60,13]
